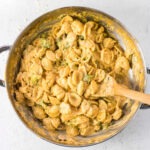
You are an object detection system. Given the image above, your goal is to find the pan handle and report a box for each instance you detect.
[0,46,11,87]
[140,67,150,109]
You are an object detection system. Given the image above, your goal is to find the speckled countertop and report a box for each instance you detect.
[0,0,150,150]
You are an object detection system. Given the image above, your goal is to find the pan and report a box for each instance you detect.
[0,7,149,146]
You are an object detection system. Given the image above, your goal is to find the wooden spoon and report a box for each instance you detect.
[91,75,150,105]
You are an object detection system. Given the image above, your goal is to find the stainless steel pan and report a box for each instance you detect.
[0,7,149,147]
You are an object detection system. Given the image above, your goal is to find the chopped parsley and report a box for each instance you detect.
[63,42,70,50]
[83,74,94,84]
[61,60,68,66]
[41,39,50,49]
[78,35,84,40]
[101,123,108,130]
[36,99,47,109]
[30,74,40,86]
[56,38,61,43]
[56,38,62,48]
[55,60,60,67]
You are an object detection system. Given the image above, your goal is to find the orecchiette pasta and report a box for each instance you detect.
[99,100,108,110]
[32,106,46,120]
[45,105,60,118]
[71,20,84,35]
[69,115,89,126]
[60,102,71,114]
[86,104,99,119]
[97,109,107,122]
[41,57,53,71]
[55,49,62,60]
[103,38,116,49]
[65,32,77,47]
[45,72,56,88]
[80,99,90,114]
[50,117,60,128]
[83,21,97,41]
[101,48,114,65]
[68,93,82,107]
[115,56,130,73]
[51,84,65,100]
[15,15,131,137]
[43,117,55,131]
[104,114,112,124]
[107,102,115,114]
[89,80,99,95]
[59,66,70,77]
[49,96,61,105]
[80,126,95,136]
[94,69,106,83]
[36,47,46,58]
[112,107,122,120]
[46,50,56,61]
[15,90,25,104]
[56,77,68,90]
[72,70,83,85]
[66,125,79,137]
[61,113,76,123]
[77,81,85,96]
[67,77,76,91]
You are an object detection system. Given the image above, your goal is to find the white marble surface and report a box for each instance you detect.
[0,0,150,150]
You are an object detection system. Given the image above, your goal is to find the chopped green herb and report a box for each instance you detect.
[41,39,50,48]
[36,99,47,109]
[101,123,108,130]
[83,56,90,61]
[56,38,61,43]
[63,42,70,50]
[40,32,48,38]
[56,38,61,48]
[61,60,68,66]
[78,35,84,40]
[103,98,116,105]
[62,34,67,39]
[55,60,60,67]
[83,74,94,84]
[30,74,40,86]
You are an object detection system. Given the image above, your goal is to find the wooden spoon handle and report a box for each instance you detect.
[115,84,150,105]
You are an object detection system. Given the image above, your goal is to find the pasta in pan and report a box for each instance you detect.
[15,15,130,136]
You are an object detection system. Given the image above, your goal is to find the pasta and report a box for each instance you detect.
[15,15,131,137]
